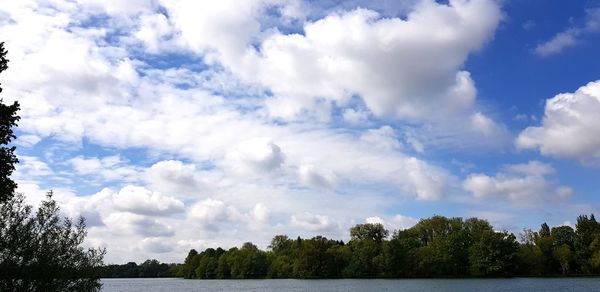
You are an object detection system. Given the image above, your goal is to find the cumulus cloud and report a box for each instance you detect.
[112,185,185,216]
[463,161,572,203]
[138,238,175,254]
[135,13,174,53]
[103,212,175,237]
[360,126,402,151]
[163,0,502,128]
[14,155,54,178]
[0,0,473,206]
[298,164,337,189]
[290,212,337,232]
[15,134,42,147]
[188,198,270,231]
[0,0,515,263]
[145,160,203,196]
[342,108,370,124]
[224,138,285,175]
[516,80,600,162]
[188,198,237,223]
[534,8,600,57]
[251,203,270,226]
[68,155,141,182]
[470,112,507,137]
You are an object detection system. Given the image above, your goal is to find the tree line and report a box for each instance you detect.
[176,215,600,279]
[99,260,178,278]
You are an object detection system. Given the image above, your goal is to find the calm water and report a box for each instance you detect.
[101,278,600,291]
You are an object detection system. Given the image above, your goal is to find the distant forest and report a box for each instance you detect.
[104,214,600,279]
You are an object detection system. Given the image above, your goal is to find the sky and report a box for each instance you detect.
[0,0,599,264]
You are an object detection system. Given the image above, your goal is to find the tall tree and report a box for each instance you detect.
[0,42,20,203]
[574,215,600,273]
[350,223,389,242]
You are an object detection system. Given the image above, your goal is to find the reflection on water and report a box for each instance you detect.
[101,277,600,292]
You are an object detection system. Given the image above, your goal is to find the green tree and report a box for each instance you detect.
[193,248,225,279]
[269,235,293,254]
[574,214,600,273]
[350,223,389,242]
[180,249,199,278]
[464,218,493,242]
[267,235,294,278]
[216,250,232,279]
[552,226,575,248]
[553,244,573,275]
[228,243,267,279]
[536,223,558,274]
[0,42,20,204]
[0,192,105,291]
[409,216,470,276]
[468,230,518,276]
[539,223,551,238]
[383,230,420,277]
[516,243,544,275]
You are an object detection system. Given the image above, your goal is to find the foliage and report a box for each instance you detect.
[100,260,177,278]
[177,215,600,279]
[350,223,389,242]
[0,42,20,204]
[0,192,105,291]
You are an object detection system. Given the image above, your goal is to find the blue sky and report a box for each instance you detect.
[1,0,599,263]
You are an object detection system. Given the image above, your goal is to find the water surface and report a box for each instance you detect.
[101,277,600,291]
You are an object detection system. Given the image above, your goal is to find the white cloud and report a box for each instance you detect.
[365,214,419,231]
[0,0,472,206]
[224,138,285,175]
[69,156,103,174]
[298,164,337,189]
[470,112,506,137]
[15,155,53,178]
[534,8,600,57]
[342,108,369,124]
[535,30,577,57]
[290,212,337,232]
[389,214,419,230]
[187,198,243,230]
[187,198,270,231]
[112,185,185,216]
[463,161,572,203]
[404,132,425,153]
[138,238,175,253]
[145,160,203,196]
[163,0,502,130]
[77,0,157,15]
[134,13,174,53]
[16,134,42,147]
[503,160,555,176]
[0,0,520,263]
[68,155,140,182]
[104,212,175,237]
[360,126,402,151]
[516,80,600,162]
[365,216,385,224]
[251,203,269,224]
[249,203,270,230]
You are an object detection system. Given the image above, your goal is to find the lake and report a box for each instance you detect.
[101,278,600,291]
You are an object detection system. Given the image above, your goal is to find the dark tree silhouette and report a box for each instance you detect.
[0,42,20,204]
[0,192,105,291]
